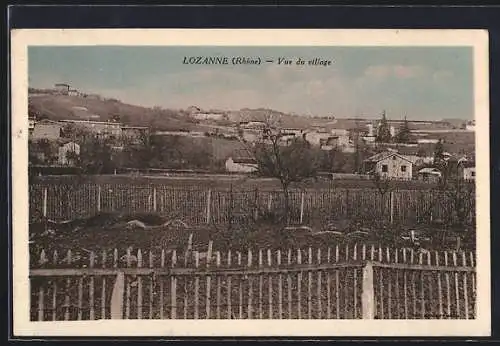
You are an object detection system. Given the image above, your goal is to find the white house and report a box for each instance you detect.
[28,117,36,135]
[417,138,440,144]
[465,120,475,131]
[193,112,226,121]
[58,142,80,165]
[304,131,332,146]
[462,162,476,181]
[364,151,414,180]
[225,157,258,173]
[241,130,260,143]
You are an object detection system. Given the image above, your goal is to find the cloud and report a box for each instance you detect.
[432,70,455,83]
[364,64,426,80]
[393,65,425,78]
[364,65,391,78]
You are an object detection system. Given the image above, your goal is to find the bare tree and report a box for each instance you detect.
[239,115,319,225]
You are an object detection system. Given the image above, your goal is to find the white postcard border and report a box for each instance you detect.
[10,29,491,337]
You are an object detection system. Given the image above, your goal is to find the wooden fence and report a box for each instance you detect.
[29,245,476,320]
[29,183,476,226]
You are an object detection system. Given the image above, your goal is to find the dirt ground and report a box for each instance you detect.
[29,211,475,268]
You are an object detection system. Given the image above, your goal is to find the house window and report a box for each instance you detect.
[471,171,475,177]
[401,165,407,172]
[382,165,388,173]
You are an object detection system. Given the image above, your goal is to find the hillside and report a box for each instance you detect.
[227,108,322,129]
[28,93,203,131]
[28,91,474,156]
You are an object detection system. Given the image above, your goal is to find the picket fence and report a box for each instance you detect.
[30,244,476,320]
[29,183,476,226]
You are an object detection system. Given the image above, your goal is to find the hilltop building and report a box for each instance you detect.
[68,89,80,97]
[54,83,70,95]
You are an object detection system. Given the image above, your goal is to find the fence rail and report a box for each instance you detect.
[30,246,476,321]
[30,183,476,226]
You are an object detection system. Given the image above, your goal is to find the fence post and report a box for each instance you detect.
[153,187,157,212]
[43,187,48,217]
[362,261,375,319]
[267,193,273,212]
[390,191,394,224]
[110,271,125,319]
[253,187,259,221]
[206,189,212,224]
[300,191,305,224]
[97,185,101,213]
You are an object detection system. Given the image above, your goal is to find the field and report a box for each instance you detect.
[31,174,439,190]
[29,177,477,321]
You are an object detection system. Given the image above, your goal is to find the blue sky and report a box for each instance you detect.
[28,46,473,120]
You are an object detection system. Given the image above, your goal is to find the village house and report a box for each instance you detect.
[28,117,36,136]
[193,112,227,121]
[363,151,414,180]
[417,167,442,183]
[240,130,260,143]
[241,121,267,130]
[461,162,476,181]
[31,120,64,140]
[186,106,202,114]
[58,142,80,166]
[59,119,123,138]
[225,149,258,173]
[121,126,149,140]
[225,157,258,173]
[464,120,475,132]
[304,130,333,146]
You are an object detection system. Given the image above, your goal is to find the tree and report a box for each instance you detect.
[241,119,320,224]
[395,116,412,143]
[65,150,80,166]
[433,138,446,166]
[111,113,121,123]
[428,160,475,251]
[79,135,116,174]
[35,139,57,164]
[28,100,41,119]
[61,123,90,141]
[417,147,427,157]
[375,110,392,143]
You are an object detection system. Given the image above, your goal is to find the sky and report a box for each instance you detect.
[28,46,474,120]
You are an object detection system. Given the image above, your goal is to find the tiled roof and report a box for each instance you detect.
[232,158,258,164]
[418,167,441,174]
[364,151,414,164]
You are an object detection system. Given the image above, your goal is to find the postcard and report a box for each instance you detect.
[10,28,490,337]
